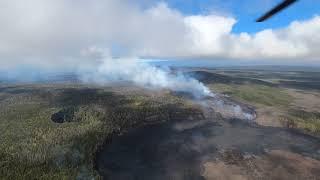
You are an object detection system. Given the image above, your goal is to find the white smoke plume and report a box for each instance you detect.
[210,99,256,120]
[79,54,214,98]
[78,53,255,120]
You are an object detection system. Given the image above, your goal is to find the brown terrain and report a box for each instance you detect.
[203,150,320,180]
[96,68,320,180]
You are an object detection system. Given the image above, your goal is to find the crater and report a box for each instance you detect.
[51,107,76,123]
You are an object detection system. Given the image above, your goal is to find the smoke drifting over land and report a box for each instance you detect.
[0,51,254,120]
[79,56,214,98]
[78,54,253,120]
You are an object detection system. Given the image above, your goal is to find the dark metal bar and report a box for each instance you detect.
[256,0,298,22]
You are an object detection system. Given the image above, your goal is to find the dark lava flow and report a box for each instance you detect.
[96,106,320,180]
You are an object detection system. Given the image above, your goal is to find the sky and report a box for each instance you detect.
[153,0,320,66]
[161,0,320,33]
[0,0,320,70]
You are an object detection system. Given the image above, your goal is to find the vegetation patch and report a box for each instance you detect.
[280,109,320,134]
[210,83,292,107]
[0,85,203,179]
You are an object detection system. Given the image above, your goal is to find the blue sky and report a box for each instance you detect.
[140,0,320,66]
[163,0,320,33]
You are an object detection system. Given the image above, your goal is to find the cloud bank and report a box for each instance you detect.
[0,0,319,70]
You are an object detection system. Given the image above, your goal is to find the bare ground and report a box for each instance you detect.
[203,150,320,180]
[286,89,320,113]
[255,105,285,127]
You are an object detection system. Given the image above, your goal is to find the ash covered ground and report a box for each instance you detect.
[95,67,320,180]
[96,93,320,180]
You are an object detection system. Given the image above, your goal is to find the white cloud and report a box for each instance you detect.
[226,16,320,59]
[0,0,319,69]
